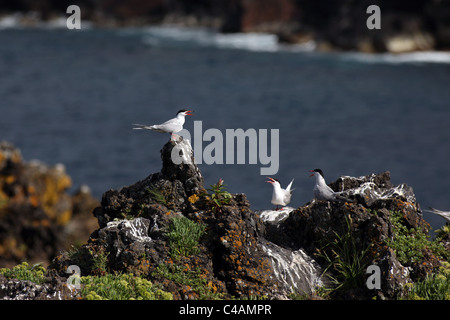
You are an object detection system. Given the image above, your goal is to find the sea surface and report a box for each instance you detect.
[1,26,450,231]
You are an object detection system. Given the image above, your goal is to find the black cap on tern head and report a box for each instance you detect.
[313,169,324,177]
[177,109,193,116]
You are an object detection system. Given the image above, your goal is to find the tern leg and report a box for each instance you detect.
[170,133,180,141]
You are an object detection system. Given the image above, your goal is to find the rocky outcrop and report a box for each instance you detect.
[50,138,326,299]
[48,137,448,300]
[0,141,99,268]
[93,138,205,229]
[2,139,447,299]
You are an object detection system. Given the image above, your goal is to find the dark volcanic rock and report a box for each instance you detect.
[201,195,280,297]
[94,138,205,229]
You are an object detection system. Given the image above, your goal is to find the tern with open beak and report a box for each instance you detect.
[266,177,294,210]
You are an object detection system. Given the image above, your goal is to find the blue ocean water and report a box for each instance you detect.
[1,27,450,231]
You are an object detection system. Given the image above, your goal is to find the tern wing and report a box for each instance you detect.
[426,207,450,222]
[428,207,446,214]
[314,184,336,201]
[283,190,292,205]
[156,118,183,133]
[285,179,294,192]
[133,124,166,132]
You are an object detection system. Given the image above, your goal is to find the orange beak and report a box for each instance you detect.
[185,110,193,116]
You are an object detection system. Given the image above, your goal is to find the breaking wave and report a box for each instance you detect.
[139,26,315,52]
[342,51,450,64]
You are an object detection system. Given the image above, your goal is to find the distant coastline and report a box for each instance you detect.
[2,14,450,65]
[1,0,450,54]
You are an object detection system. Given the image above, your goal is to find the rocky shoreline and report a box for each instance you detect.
[1,0,450,53]
[1,138,448,300]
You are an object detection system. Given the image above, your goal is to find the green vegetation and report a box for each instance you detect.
[167,216,206,259]
[0,263,173,300]
[315,215,370,298]
[153,263,224,299]
[146,185,167,205]
[68,245,110,276]
[385,211,450,299]
[405,261,450,300]
[80,273,172,300]
[0,262,46,284]
[435,224,450,243]
[386,211,449,265]
[203,179,232,213]
[88,247,110,275]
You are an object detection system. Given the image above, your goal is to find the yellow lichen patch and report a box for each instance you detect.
[5,175,15,184]
[207,281,217,293]
[0,237,26,259]
[0,188,8,209]
[188,194,199,204]
[29,194,40,208]
[56,209,72,225]
[134,259,151,276]
[27,185,36,194]
[32,219,50,228]
[57,173,72,191]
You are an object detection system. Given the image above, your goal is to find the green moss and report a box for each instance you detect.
[80,273,173,300]
[167,216,206,259]
[0,262,46,284]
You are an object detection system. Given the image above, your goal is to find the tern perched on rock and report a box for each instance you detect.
[133,109,193,140]
[309,169,353,203]
[424,207,450,223]
[266,177,294,210]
